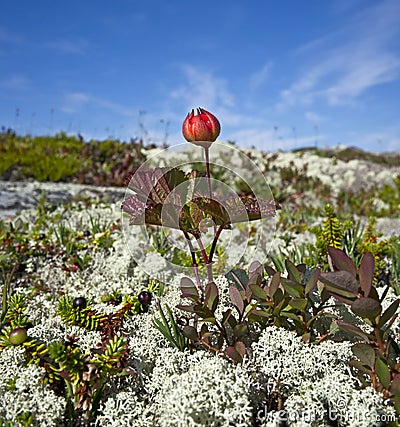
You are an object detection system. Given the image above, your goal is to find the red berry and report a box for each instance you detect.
[9,327,27,345]
[73,297,87,309]
[138,291,152,306]
[182,107,221,146]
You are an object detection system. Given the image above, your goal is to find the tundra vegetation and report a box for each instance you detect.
[0,117,400,426]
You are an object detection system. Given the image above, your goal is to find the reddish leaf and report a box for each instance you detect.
[358,252,375,297]
[327,246,357,276]
[248,261,264,286]
[351,297,382,320]
[234,341,246,357]
[390,375,400,395]
[336,320,370,341]
[204,281,219,312]
[319,271,359,295]
[348,359,373,375]
[182,325,198,342]
[248,260,263,277]
[180,276,199,301]
[268,272,281,297]
[265,265,276,277]
[176,304,196,313]
[229,285,244,317]
[352,343,376,368]
[225,346,242,363]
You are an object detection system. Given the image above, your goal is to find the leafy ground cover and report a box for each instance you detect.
[0,130,400,426]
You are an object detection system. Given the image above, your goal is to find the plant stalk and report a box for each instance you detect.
[196,237,213,282]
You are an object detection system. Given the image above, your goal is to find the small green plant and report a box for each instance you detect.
[153,304,190,352]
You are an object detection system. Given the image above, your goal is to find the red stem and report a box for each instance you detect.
[196,236,213,282]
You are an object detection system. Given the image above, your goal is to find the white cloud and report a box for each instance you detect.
[277,0,400,109]
[0,75,29,90]
[305,111,325,124]
[169,65,235,110]
[249,61,273,90]
[44,39,90,55]
[62,92,136,117]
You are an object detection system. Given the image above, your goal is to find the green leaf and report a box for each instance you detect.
[280,311,302,323]
[250,284,268,300]
[222,309,234,326]
[182,325,198,342]
[281,279,303,298]
[273,288,284,306]
[165,168,187,193]
[327,246,357,276]
[358,252,375,297]
[225,268,248,291]
[193,304,214,319]
[351,343,376,368]
[393,395,400,415]
[375,357,391,389]
[289,298,308,311]
[248,308,271,319]
[304,268,320,295]
[194,197,229,225]
[233,323,247,339]
[179,202,203,235]
[351,298,382,320]
[285,259,302,283]
[379,300,400,328]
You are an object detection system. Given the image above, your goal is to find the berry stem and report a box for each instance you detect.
[204,146,217,237]
[183,231,203,292]
[195,236,213,282]
[208,223,226,264]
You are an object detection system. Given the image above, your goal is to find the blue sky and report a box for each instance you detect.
[1,0,400,152]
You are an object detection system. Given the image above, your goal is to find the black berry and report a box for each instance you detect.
[72,297,87,309]
[9,327,27,345]
[0,321,11,332]
[138,291,152,306]
[26,321,34,330]
[83,230,91,237]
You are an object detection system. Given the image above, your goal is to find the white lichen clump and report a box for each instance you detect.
[0,349,65,425]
